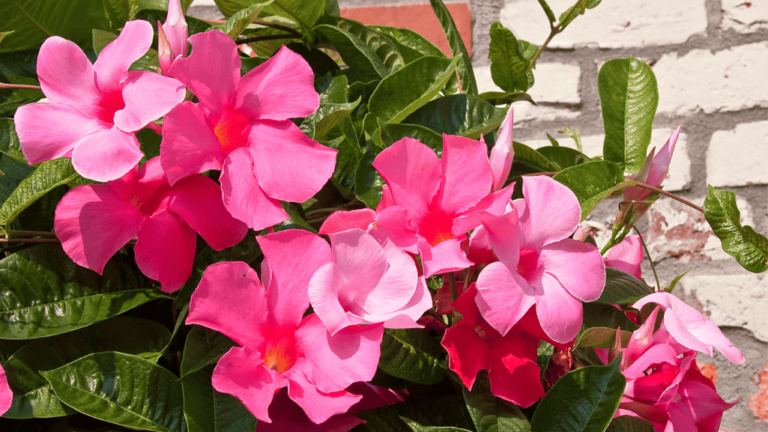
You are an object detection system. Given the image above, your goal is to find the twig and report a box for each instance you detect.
[524,24,561,76]
[252,18,302,37]
[633,226,660,290]
[0,238,61,244]
[236,33,298,44]
[0,82,42,91]
[632,181,704,213]
[6,230,56,237]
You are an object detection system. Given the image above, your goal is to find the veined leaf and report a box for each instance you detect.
[180,326,237,377]
[513,142,558,173]
[537,145,591,171]
[575,327,632,349]
[356,396,473,432]
[213,1,274,39]
[403,418,473,432]
[553,161,632,220]
[558,0,603,30]
[429,0,477,95]
[488,22,536,92]
[371,26,446,64]
[403,94,507,139]
[582,303,638,332]
[0,118,26,163]
[462,372,531,432]
[606,416,656,431]
[596,268,654,305]
[378,329,445,385]
[380,122,443,156]
[355,133,385,209]
[181,365,257,432]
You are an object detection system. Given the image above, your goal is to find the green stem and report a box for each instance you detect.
[634,226,660,290]
[524,24,561,76]
[236,33,298,44]
[252,18,302,37]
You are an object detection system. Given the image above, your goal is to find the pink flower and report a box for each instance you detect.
[442,285,568,408]
[14,21,186,182]
[160,31,336,230]
[0,363,10,416]
[308,229,432,335]
[54,157,247,292]
[157,0,189,75]
[475,176,606,343]
[605,235,643,279]
[489,107,514,192]
[186,230,384,424]
[633,292,744,364]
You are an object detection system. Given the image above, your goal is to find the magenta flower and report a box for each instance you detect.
[160,31,337,230]
[157,0,188,75]
[14,21,185,182]
[0,364,10,416]
[186,230,384,424]
[308,229,432,335]
[604,234,643,279]
[475,176,606,343]
[54,157,247,292]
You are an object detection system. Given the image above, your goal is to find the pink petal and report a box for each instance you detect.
[108,157,170,209]
[295,314,383,394]
[676,380,736,426]
[442,324,489,390]
[54,185,144,274]
[452,183,516,235]
[93,20,154,96]
[481,210,520,270]
[133,211,196,292]
[373,138,442,217]
[71,126,143,182]
[622,344,679,380]
[113,71,185,133]
[488,336,545,408]
[372,206,419,253]
[35,37,101,117]
[624,366,680,403]
[377,185,394,212]
[434,134,494,215]
[0,363,10,416]
[475,262,536,336]
[212,346,287,423]
[162,0,188,61]
[248,120,337,202]
[605,235,644,279]
[535,273,584,343]
[169,31,240,114]
[15,102,107,165]
[418,238,472,277]
[259,389,365,432]
[220,148,289,230]
[539,239,605,302]
[186,262,268,349]
[467,226,495,266]
[489,107,514,192]
[308,263,354,335]
[646,126,681,188]
[235,46,319,121]
[517,176,581,249]
[329,229,388,300]
[287,369,362,425]
[365,276,432,329]
[160,101,224,185]
[258,230,332,328]
[360,240,420,314]
[318,209,376,235]
[168,175,247,250]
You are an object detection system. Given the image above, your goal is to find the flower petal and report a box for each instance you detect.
[476,263,537,336]
[481,209,520,270]
[134,211,196,292]
[418,238,472,278]
[329,229,388,304]
[360,239,420,314]
[535,273,583,344]
[539,239,605,302]
[186,261,268,348]
[372,206,419,253]
[93,20,153,96]
[308,263,354,335]
[235,46,319,121]
[434,134,494,215]
[35,37,101,116]
[160,101,224,185]
[605,235,644,279]
[517,176,581,249]
[287,369,362,425]
[488,335,545,408]
[489,107,514,192]
[453,183,515,235]
[54,184,144,274]
[71,126,143,182]
[113,71,186,133]
[0,363,10,416]
[162,0,188,61]
[646,126,681,188]
[318,209,377,235]
[259,389,366,432]
[442,323,489,390]
[363,276,432,329]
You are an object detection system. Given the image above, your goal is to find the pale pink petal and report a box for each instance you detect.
[157,24,175,76]
[134,211,196,292]
[0,363,10,416]
[359,240,420,313]
[517,176,581,249]
[373,138,441,217]
[452,183,515,235]
[169,31,240,114]
[55,185,143,274]
[295,314,383,393]
[71,126,143,182]
[489,107,514,192]
[364,276,431,329]
[372,206,419,253]
[433,134,494,215]
[418,238,472,278]
[319,209,376,235]
[35,37,101,116]
[212,346,287,423]
[535,273,583,343]
[646,126,681,188]
[160,101,224,185]
[235,46,319,121]
[220,148,289,230]
[15,102,108,165]
[481,210,520,270]
[186,262,268,348]
[329,229,388,299]
[258,230,332,328]
[168,175,248,250]
[475,262,536,336]
[488,336,544,408]
[442,324,489,390]
[539,239,605,302]
[113,71,185,133]
[248,120,336,202]
[287,369,362,425]
[93,20,153,95]
[605,235,644,279]
[162,0,188,61]
[308,263,354,335]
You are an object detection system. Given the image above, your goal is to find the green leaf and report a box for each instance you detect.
[180,326,237,377]
[598,57,658,174]
[488,22,536,92]
[429,0,477,95]
[0,50,43,116]
[0,155,35,207]
[324,122,362,195]
[553,161,632,220]
[41,352,185,432]
[181,365,257,432]
[513,142,559,172]
[596,268,654,305]
[92,29,117,55]
[664,269,689,293]
[606,416,656,432]
[478,91,535,106]
[262,0,326,30]
[704,185,768,273]
[558,0,602,30]
[575,327,632,349]
[369,56,459,126]
[537,146,591,170]
[530,355,625,432]
[380,123,443,156]
[462,372,531,432]
[356,396,474,432]
[355,135,384,209]
[213,1,273,39]
[404,94,507,139]
[371,26,446,64]
[582,303,638,332]
[309,97,361,140]
[559,125,583,153]
[2,317,170,419]
[538,0,557,24]
[0,118,27,163]
[403,418,473,432]
[378,329,445,385]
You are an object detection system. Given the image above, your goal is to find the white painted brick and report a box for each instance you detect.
[722,0,768,33]
[474,63,581,104]
[707,121,768,187]
[191,0,217,5]
[679,273,768,343]
[500,0,707,49]
[655,43,768,116]
[512,103,580,124]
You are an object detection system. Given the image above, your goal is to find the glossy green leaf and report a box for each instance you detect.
[462,372,531,432]
[262,0,326,30]
[488,22,535,92]
[537,146,591,170]
[380,122,443,155]
[403,94,507,139]
[513,142,559,173]
[0,118,26,163]
[310,97,361,140]
[558,0,602,29]
[553,161,631,220]
[378,329,445,385]
[575,327,632,349]
[704,185,768,273]
[181,365,257,432]
[42,352,185,432]
[530,356,625,432]
[180,326,237,377]
[478,91,535,106]
[429,0,477,95]
[324,122,362,195]
[371,26,446,64]
[596,268,654,305]
[606,416,656,432]
[214,1,273,39]
[664,269,689,293]
[403,418,472,432]
[356,396,473,432]
[0,50,43,116]
[582,303,638,332]
[538,0,556,24]
[598,57,658,174]
[355,135,384,209]
[92,29,117,55]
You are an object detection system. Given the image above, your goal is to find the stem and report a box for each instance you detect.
[446,272,458,302]
[632,181,704,213]
[6,230,56,237]
[634,226,660,290]
[524,24,561,76]
[236,34,298,44]
[0,238,61,244]
[252,18,302,37]
[0,82,42,91]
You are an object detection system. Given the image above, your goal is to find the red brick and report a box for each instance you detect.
[698,362,718,385]
[340,3,472,57]
[750,362,768,421]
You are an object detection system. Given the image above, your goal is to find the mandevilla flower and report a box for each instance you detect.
[0,364,10,416]
[186,230,383,424]
[15,21,185,182]
[161,31,337,230]
[605,234,643,279]
[475,176,606,343]
[157,0,188,75]
[308,229,432,334]
[54,157,247,292]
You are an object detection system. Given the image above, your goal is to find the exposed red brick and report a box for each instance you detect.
[750,361,768,421]
[698,362,718,385]
[340,3,472,57]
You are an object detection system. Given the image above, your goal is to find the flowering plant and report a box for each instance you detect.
[0,0,763,431]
